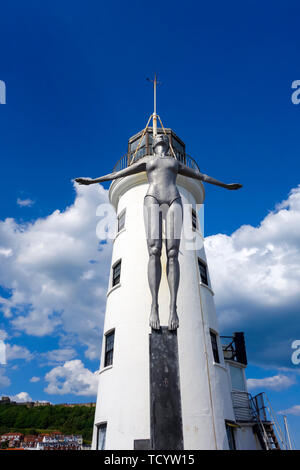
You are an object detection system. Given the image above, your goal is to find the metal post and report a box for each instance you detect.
[283,415,293,450]
[153,74,157,137]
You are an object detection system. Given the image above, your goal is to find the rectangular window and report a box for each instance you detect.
[117,209,126,233]
[96,423,107,450]
[130,136,146,161]
[226,422,236,450]
[112,260,121,287]
[210,330,220,364]
[198,259,208,286]
[229,365,246,391]
[104,330,115,367]
[192,208,198,231]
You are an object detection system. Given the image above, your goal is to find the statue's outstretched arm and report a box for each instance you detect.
[75,158,147,185]
[178,163,242,190]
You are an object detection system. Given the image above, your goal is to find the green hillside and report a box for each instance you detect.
[0,404,94,443]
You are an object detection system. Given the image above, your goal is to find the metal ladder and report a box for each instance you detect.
[250,392,290,450]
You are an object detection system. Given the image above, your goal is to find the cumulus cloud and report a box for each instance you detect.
[17,198,35,207]
[0,367,10,387]
[206,185,300,368]
[41,348,77,365]
[30,376,40,383]
[0,183,115,360]
[0,329,8,341]
[1,180,300,382]
[278,405,300,416]
[0,248,13,257]
[6,344,34,362]
[247,374,296,391]
[10,392,33,402]
[44,359,98,396]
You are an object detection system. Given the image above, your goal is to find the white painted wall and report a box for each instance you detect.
[235,426,262,450]
[92,169,236,450]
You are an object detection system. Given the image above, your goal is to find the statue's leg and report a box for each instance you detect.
[165,200,183,330]
[143,196,162,330]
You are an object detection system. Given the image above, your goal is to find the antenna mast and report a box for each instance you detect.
[131,75,177,164]
[153,73,157,137]
[147,74,161,137]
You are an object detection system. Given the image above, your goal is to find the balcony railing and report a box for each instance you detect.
[232,391,275,424]
[221,332,248,365]
[231,391,289,449]
[232,391,254,422]
[113,151,200,174]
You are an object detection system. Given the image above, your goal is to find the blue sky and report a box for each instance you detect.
[1,0,300,448]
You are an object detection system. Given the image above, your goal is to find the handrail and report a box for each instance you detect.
[230,390,291,450]
[249,395,272,449]
[250,392,290,450]
[113,152,201,174]
[263,393,288,450]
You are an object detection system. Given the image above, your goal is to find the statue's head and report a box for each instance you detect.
[153,134,169,154]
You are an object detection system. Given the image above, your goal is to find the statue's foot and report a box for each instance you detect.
[168,308,179,331]
[149,305,160,330]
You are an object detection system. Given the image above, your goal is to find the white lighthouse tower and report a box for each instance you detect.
[90,116,239,450]
[90,88,285,451]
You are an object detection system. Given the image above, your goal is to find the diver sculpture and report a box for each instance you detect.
[75,134,242,330]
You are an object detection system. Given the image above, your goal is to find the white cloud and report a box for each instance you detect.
[17,198,35,207]
[205,185,300,367]
[6,344,34,362]
[0,329,8,341]
[278,405,300,416]
[44,359,98,396]
[0,183,115,359]
[0,368,10,387]
[10,392,32,402]
[30,376,40,383]
[0,247,13,257]
[247,374,295,391]
[41,348,77,364]
[2,181,300,372]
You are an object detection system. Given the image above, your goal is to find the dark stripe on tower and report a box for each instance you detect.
[149,327,184,450]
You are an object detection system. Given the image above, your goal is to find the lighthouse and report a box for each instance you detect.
[89,121,240,450]
[76,82,284,451]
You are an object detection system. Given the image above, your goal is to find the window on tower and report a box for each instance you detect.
[192,208,198,231]
[104,330,115,367]
[210,330,220,364]
[171,136,185,162]
[117,209,126,233]
[198,259,208,286]
[225,422,236,450]
[229,364,246,391]
[129,135,146,162]
[96,423,107,450]
[112,260,121,287]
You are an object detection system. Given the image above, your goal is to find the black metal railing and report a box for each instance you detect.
[113,151,201,173]
[221,332,248,365]
[250,392,268,422]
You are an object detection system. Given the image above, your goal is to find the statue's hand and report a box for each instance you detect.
[75,178,93,185]
[227,183,242,190]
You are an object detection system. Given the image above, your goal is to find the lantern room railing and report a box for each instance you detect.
[113,150,200,173]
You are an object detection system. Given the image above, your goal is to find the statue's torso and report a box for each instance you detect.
[145,156,181,205]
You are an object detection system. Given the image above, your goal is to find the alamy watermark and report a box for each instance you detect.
[95,202,205,251]
[0,80,6,104]
[291,80,300,104]
[291,340,300,365]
